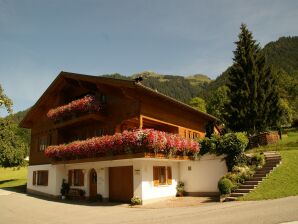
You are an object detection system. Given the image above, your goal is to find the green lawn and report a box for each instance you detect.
[0,167,28,192]
[241,128,298,200]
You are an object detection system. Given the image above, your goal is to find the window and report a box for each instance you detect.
[33,170,48,186]
[153,166,172,186]
[38,134,50,151]
[68,169,84,186]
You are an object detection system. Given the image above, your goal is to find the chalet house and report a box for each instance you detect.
[20,71,227,204]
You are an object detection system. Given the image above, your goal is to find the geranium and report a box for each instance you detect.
[47,95,101,121]
[45,129,200,160]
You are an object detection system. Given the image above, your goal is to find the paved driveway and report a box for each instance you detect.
[0,190,298,224]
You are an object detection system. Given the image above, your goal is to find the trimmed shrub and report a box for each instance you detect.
[131,196,142,205]
[218,177,234,195]
[235,132,249,150]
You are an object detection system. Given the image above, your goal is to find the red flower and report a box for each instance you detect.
[47,95,101,121]
[44,129,200,160]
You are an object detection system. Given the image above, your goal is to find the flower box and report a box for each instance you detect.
[44,129,200,161]
[47,95,102,121]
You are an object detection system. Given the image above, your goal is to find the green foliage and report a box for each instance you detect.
[235,132,249,149]
[218,177,234,195]
[60,179,70,196]
[189,97,206,112]
[247,153,265,168]
[0,118,27,167]
[176,181,185,196]
[131,196,142,205]
[277,98,293,127]
[199,132,248,171]
[219,165,255,195]
[206,86,229,121]
[0,84,13,115]
[225,24,282,134]
[199,134,219,155]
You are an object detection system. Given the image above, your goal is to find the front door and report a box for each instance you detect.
[89,169,97,199]
[109,166,133,202]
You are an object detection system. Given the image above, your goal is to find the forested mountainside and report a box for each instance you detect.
[7,36,298,138]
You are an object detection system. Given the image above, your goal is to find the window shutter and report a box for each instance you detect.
[167,167,172,185]
[44,171,49,186]
[79,170,84,186]
[153,166,159,186]
[68,170,73,186]
[33,171,36,185]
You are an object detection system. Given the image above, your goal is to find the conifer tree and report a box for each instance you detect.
[225,24,282,135]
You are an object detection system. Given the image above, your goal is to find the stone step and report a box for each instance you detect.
[255,170,270,174]
[239,184,256,189]
[265,157,281,160]
[265,158,280,161]
[234,189,251,193]
[259,166,275,171]
[250,177,264,181]
[230,192,246,197]
[244,180,260,185]
[224,197,237,202]
[265,159,280,163]
[253,173,267,178]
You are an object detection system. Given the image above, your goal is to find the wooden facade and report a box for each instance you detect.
[20,71,218,166]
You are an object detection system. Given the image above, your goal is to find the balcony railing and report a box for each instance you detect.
[44,129,200,161]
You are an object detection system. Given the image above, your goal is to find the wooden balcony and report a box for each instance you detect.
[53,112,107,129]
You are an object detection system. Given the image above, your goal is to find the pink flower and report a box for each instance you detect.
[47,95,102,120]
[44,129,200,160]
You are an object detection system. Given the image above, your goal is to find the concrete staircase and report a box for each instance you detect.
[224,151,281,202]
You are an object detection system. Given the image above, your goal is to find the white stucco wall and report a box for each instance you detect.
[27,155,227,202]
[27,164,66,196]
[138,160,179,202]
[179,154,227,193]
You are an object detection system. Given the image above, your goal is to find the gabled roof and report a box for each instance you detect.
[20,71,218,128]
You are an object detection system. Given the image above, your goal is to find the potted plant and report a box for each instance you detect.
[176,181,185,197]
[60,179,70,200]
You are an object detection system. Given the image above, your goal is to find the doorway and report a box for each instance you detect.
[89,169,97,199]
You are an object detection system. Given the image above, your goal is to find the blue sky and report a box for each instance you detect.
[0,0,298,114]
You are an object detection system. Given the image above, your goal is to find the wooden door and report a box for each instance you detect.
[109,166,133,203]
[89,169,97,199]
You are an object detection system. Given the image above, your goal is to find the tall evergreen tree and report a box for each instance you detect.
[225,24,282,135]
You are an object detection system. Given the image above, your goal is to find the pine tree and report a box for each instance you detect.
[225,24,282,135]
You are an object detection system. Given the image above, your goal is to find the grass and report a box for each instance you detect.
[241,128,298,200]
[0,167,28,193]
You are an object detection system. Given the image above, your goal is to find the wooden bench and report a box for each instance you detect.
[67,188,85,200]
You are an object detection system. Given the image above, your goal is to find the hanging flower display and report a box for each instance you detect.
[44,129,200,160]
[47,95,101,121]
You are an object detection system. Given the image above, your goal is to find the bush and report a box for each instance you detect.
[199,134,219,155]
[248,153,265,168]
[235,132,249,150]
[131,196,142,205]
[218,178,234,195]
[176,181,185,196]
[218,133,248,171]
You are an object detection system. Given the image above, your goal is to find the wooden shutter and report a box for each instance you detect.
[167,167,172,185]
[153,166,159,186]
[33,171,36,185]
[68,170,73,186]
[79,170,84,186]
